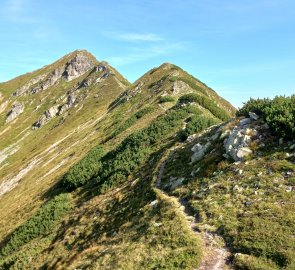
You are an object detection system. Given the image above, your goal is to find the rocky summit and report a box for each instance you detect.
[0,50,294,270]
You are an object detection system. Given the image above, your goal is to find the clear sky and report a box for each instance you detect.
[0,0,294,107]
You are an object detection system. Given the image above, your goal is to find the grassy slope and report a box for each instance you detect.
[158,120,295,269]
[0,56,237,269]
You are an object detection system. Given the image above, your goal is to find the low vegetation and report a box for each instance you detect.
[0,193,70,258]
[159,95,175,103]
[61,146,104,190]
[178,93,230,121]
[97,106,193,192]
[111,106,154,138]
[180,114,219,141]
[237,95,295,139]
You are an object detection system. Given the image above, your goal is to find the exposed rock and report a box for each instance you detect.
[63,52,95,81]
[290,144,295,150]
[150,200,158,206]
[211,133,219,141]
[33,105,59,129]
[279,138,284,145]
[187,134,198,142]
[172,80,193,96]
[239,118,252,126]
[191,142,211,163]
[13,74,47,96]
[220,129,230,139]
[169,177,185,190]
[224,119,257,161]
[249,112,259,120]
[6,102,24,122]
[40,67,65,92]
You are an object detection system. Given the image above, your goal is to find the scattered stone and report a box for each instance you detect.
[239,118,251,126]
[154,222,162,227]
[191,142,210,163]
[150,200,158,206]
[170,177,185,190]
[211,133,219,141]
[236,147,252,160]
[290,144,295,150]
[238,169,243,175]
[6,102,24,122]
[187,134,198,142]
[233,185,243,192]
[223,153,230,159]
[220,130,230,139]
[249,112,259,120]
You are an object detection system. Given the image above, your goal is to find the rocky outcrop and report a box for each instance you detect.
[33,105,59,129]
[172,80,193,96]
[13,74,47,96]
[33,92,77,129]
[223,118,257,161]
[6,102,24,123]
[14,52,96,97]
[191,142,211,163]
[63,52,95,81]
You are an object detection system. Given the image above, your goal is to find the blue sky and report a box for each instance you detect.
[0,0,294,107]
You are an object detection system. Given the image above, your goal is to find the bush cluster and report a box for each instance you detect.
[61,146,104,190]
[97,107,192,192]
[1,194,70,257]
[178,93,230,121]
[237,95,295,139]
[159,95,175,103]
[179,114,219,141]
[111,106,154,138]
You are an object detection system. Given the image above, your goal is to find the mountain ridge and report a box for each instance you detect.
[1,50,293,270]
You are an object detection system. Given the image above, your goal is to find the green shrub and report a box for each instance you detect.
[159,96,175,103]
[180,115,219,141]
[236,98,270,117]
[111,106,154,138]
[61,146,104,190]
[237,95,295,139]
[97,107,192,192]
[0,194,70,257]
[178,93,230,121]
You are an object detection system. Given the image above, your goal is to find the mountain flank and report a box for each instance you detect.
[0,50,294,270]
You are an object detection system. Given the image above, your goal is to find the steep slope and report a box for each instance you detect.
[0,54,239,269]
[0,50,130,240]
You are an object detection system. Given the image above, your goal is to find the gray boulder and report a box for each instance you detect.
[63,52,95,81]
[249,112,259,120]
[191,142,211,162]
[6,102,24,123]
[224,118,258,161]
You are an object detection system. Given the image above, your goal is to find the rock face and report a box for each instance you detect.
[172,80,193,96]
[224,118,256,161]
[33,105,59,129]
[249,112,259,120]
[13,74,47,96]
[6,102,25,123]
[191,142,211,162]
[63,52,95,81]
[33,92,78,129]
[14,52,95,96]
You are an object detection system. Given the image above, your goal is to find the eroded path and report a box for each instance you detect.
[154,148,232,270]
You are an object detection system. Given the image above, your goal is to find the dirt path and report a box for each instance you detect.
[155,149,232,270]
